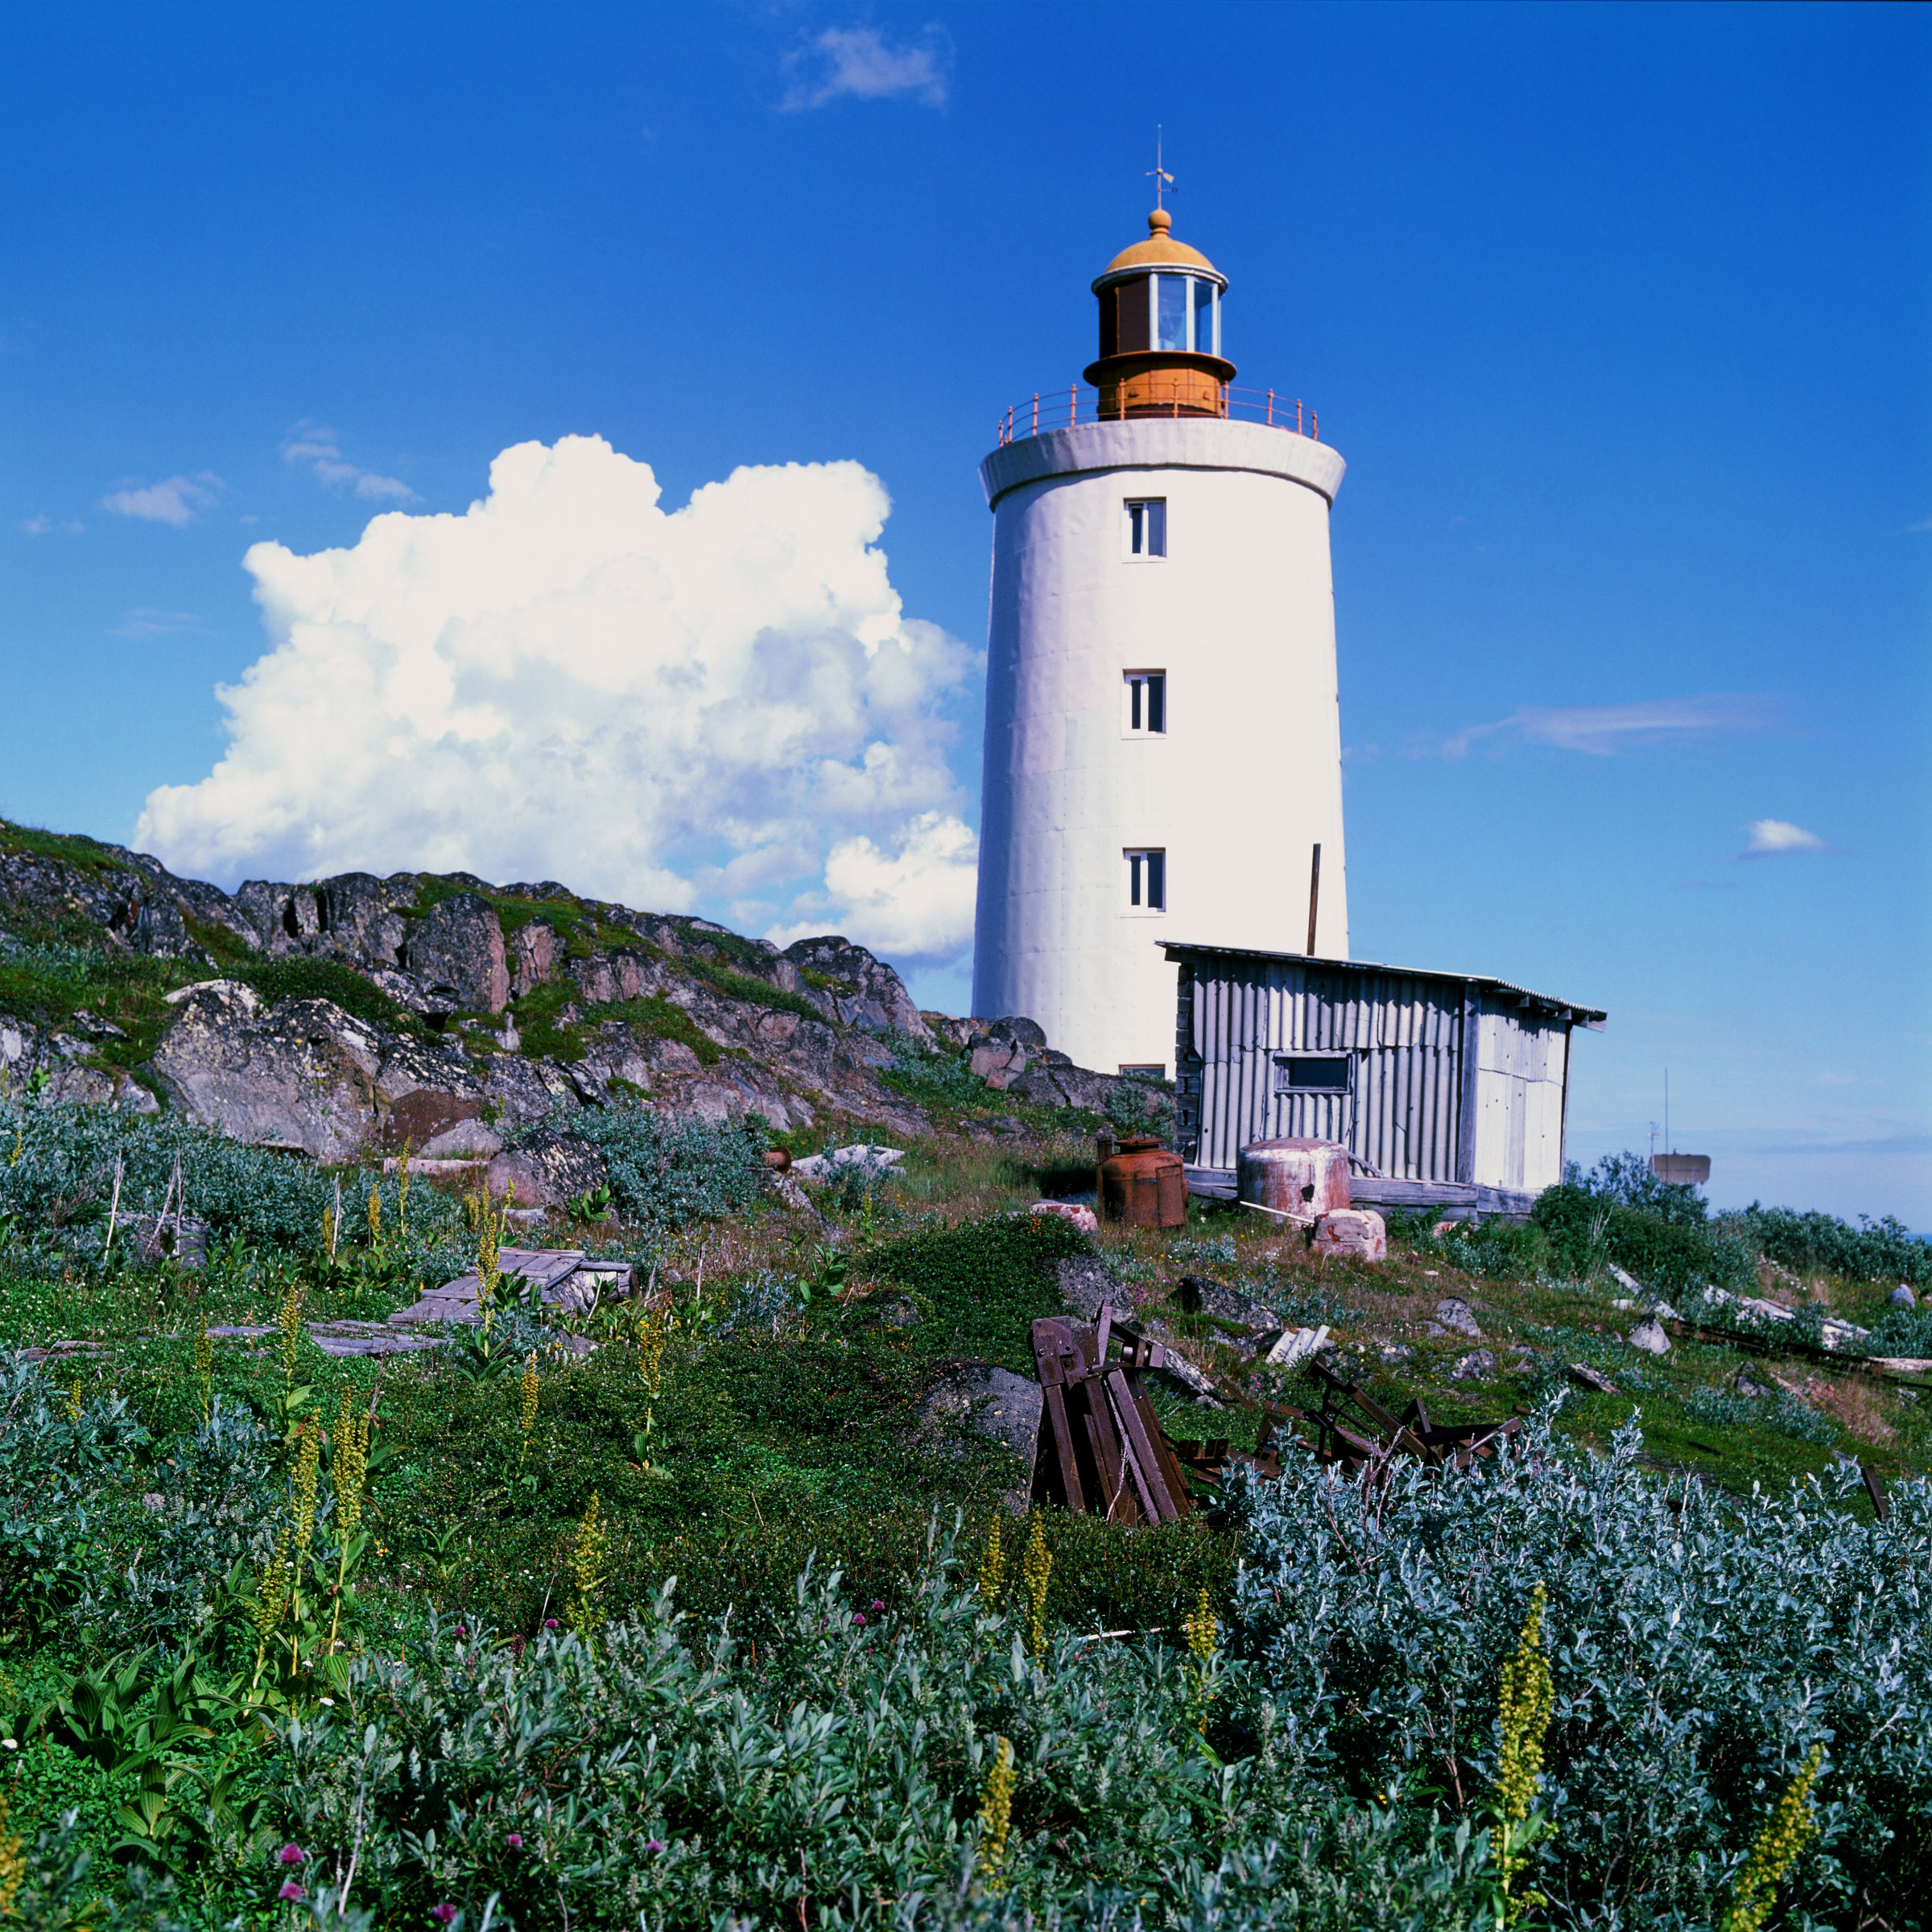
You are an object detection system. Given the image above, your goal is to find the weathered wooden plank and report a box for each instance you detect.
[1104,1368,1178,1523]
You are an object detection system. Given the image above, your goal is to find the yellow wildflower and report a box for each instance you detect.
[1022,1513,1052,1659]
[0,1790,25,1917]
[194,1311,213,1424]
[977,1735,1016,1889]
[1183,1586,1220,1735]
[568,1492,608,1639]
[1719,1744,1826,1932]
[976,1516,1005,1608]
[279,1275,304,1388]
[291,1421,321,1560]
[1492,1582,1555,1925]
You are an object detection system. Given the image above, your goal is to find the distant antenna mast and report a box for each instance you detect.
[1665,1067,1670,1157]
[1146,127,1174,209]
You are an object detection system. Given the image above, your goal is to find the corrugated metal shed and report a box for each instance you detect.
[1162,943,1606,1217]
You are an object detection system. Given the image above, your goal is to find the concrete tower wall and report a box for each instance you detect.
[972,416,1349,1076]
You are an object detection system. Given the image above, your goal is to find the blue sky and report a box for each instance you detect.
[2,3,1927,1223]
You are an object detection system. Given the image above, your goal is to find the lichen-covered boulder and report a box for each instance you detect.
[405,893,510,1014]
[782,935,931,1041]
[484,1128,608,1209]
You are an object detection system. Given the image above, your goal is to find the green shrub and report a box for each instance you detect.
[0,1356,150,1645]
[241,956,416,1034]
[1864,1305,1932,1356]
[269,1534,1493,1932]
[1564,1150,1711,1227]
[873,1212,1093,1368]
[881,1040,994,1113]
[1532,1183,1757,1294]
[0,1100,468,1277]
[558,1104,766,1232]
[1226,1413,1931,1930]
[1723,1203,1932,1286]
[1682,1381,1835,1445]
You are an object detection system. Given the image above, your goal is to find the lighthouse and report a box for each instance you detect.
[971,204,1352,1076]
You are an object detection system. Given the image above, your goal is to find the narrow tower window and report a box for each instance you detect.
[1125,498,1167,558]
[1124,671,1166,735]
[1125,848,1166,912]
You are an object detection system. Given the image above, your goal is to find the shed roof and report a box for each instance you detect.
[1159,941,1608,1030]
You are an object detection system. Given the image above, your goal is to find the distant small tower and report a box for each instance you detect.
[972,202,1351,1076]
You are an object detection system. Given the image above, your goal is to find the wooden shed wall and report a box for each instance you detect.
[1174,954,1572,1191]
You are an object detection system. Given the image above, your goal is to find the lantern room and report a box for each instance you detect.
[1084,208,1234,419]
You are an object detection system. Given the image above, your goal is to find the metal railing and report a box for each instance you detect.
[996,382,1319,448]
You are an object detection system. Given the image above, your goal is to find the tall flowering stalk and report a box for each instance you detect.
[470,1177,515,1340]
[1022,1514,1052,1660]
[251,1525,291,1688]
[517,1353,539,1470]
[1183,1587,1220,1736]
[976,1736,1017,1890]
[327,1388,371,1654]
[1491,1582,1555,1928]
[287,1420,322,1678]
[568,1492,608,1639]
[976,1516,1005,1608]
[0,1790,25,1916]
[279,1275,304,1390]
[395,1138,413,1234]
[365,1180,382,1253]
[1719,1745,1826,1932]
[632,1305,671,1469]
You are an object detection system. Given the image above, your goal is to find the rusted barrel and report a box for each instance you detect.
[1238,1137,1351,1220]
[1100,1135,1188,1228]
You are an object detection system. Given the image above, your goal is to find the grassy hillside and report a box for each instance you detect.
[1,1096,1926,1929]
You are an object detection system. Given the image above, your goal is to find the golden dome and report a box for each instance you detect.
[1099,208,1220,281]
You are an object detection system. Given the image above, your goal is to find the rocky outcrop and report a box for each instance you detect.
[150,980,487,1164]
[0,1011,159,1112]
[405,893,510,1014]
[1,816,1170,1160]
[782,936,931,1041]
[485,1128,609,1210]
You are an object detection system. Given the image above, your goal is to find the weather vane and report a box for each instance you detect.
[1146,127,1174,210]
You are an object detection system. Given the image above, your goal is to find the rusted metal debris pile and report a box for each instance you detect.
[1028,1304,1523,1521]
[1029,1309,1199,1522]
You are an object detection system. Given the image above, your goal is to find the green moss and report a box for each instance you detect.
[601,995,725,1066]
[0,939,208,1071]
[0,819,124,873]
[242,956,419,1033]
[684,960,827,1026]
[178,908,255,970]
[671,922,772,973]
[873,1211,1094,1371]
[508,978,586,1063]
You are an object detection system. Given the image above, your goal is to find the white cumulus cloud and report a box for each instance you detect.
[101,473,222,526]
[781,25,951,110]
[136,434,981,970]
[281,423,416,502]
[1742,818,1832,857]
[769,811,978,965]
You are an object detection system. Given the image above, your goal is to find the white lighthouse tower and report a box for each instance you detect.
[971,203,1351,1075]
